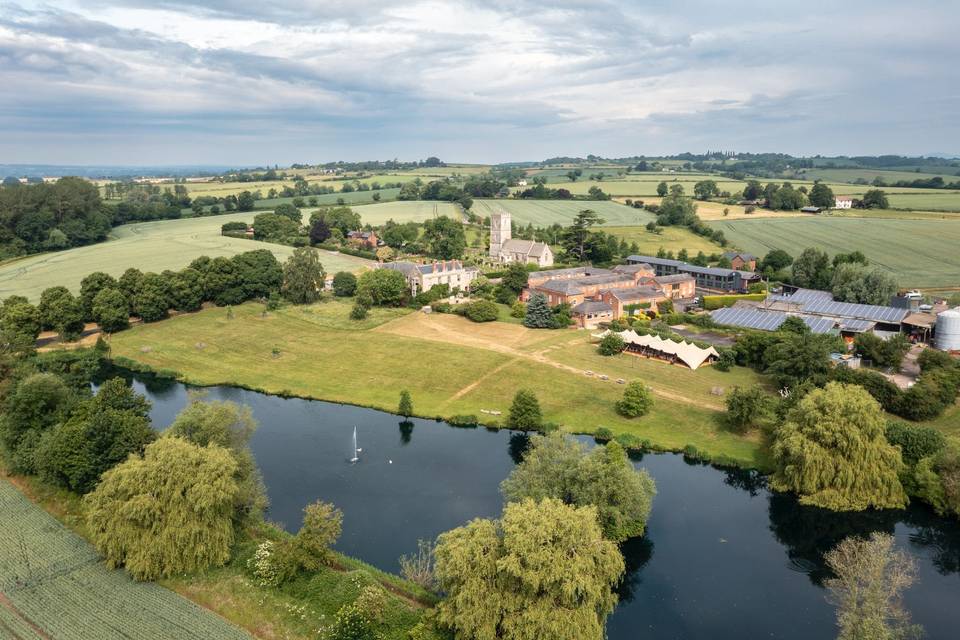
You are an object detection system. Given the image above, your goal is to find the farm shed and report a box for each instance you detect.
[710,307,836,334]
[593,330,720,370]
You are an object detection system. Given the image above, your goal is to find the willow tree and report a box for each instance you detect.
[500,433,656,541]
[825,533,922,640]
[84,437,239,581]
[434,498,624,640]
[771,383,907,511]
[167,396,267,523]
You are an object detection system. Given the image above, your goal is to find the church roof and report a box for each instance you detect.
[501,238,550,258]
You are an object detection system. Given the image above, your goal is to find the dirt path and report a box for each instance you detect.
[381,314,724,410]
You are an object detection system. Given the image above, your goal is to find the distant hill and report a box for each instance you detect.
[0,164,251,180]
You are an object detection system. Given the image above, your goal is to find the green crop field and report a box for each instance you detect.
[351,200,463,225]
[0,478,251,640]
[0,213,372,301]
[885,192,960,211]
[792,167,960,184]
[471,199,654,227]
[251,188,401,211]
[712,217,960,288]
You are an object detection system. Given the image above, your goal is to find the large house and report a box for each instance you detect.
[522,264,696,328]
[381,260,480,296]
[626,255,760,293]
[489,211,554,268]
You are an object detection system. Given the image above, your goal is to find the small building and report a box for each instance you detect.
[650,274,697,299]
[599,286,666,318]
[517,179,528,187]
[722,252,757,272]
[381,260,480,296]
[800,206,822,214]
[346,230,378,249]
[834,195,854,209]
[571,301,614,329]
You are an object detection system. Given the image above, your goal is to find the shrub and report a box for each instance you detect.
[723,386,773,434]
[615,382,654,418]
[328,603,377,640]
[463,299,498,323]
[350,303,368,320]
[598,333,626,356]
[594,427,613,442]
[885,421,947,466]
[447,414,478,428]
[247,540,283,587]
[399,539,437,590]
[510,300,526,318]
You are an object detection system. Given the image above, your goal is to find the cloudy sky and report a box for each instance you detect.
[1,0,958,165]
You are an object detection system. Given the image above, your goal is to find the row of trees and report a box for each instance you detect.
[0,247,330,346]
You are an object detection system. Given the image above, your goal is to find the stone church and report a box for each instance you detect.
[488,210,554,268]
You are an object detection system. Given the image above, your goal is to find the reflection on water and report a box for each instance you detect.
[97,367,960,640]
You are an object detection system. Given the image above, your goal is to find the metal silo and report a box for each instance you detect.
[936,307,960,351]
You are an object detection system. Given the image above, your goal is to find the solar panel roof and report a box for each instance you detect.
[710,308,836,334]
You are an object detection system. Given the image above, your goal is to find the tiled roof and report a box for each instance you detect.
[572,301,613,314]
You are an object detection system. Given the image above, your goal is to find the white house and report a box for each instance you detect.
[516,179,528,187]
[488,210,554,268]
[834,195,854,209]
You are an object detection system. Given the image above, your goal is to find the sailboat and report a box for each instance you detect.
[349,426,361,463]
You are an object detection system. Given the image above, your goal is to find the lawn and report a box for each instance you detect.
[471,199,654,227]
[712,216,960,288]
[109,299,768,466]
[0,476,252,640]
[0,213,372,301]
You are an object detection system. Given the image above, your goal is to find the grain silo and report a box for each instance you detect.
[936,307,960,351]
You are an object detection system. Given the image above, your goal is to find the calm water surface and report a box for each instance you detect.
[110,371,960,640]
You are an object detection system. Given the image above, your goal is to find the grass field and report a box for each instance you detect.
[350,201,463,225]
[712,217,960,288]
[603,225,722,255]
[471,199,654,227]
[0,213,372,301]
[253,188,401,210]
[109,299,767,466]
[0,476,251,640]
[792,167,960,184]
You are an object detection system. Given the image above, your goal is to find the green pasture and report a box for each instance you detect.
[0,213,371,301]
[712,216,960,288]
[604,225,721,255]
[351,200,463,225]
[0,478,251,640]
[885,192,960,211]
[471,199,653,227]
[109,300,767,466]
[253,188,400,210]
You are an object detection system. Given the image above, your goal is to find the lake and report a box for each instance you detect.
[110,370,960,640]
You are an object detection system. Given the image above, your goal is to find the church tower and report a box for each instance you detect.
[489,210,512,258]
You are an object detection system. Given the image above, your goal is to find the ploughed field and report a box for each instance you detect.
[0,213,372,301]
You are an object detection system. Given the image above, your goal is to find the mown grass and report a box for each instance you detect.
[350,201,463,225]
[0,213,372,301]
[711,216,960,288]
[108,299,769,466]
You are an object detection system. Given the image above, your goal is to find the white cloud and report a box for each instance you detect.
[0,0,958,164]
